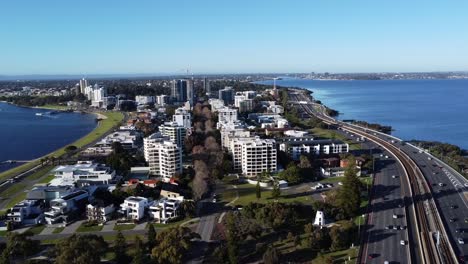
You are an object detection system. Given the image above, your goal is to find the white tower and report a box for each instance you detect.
[313,211,325,227]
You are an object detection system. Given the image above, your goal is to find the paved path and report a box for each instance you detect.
[101,221,116,232]
[39,227,56,235]
[61,220,83,234]
[134,222,147,231]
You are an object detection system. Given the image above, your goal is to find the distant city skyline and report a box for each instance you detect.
[1,0,467,75]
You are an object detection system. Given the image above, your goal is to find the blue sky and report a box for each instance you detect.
[1,0,467,74]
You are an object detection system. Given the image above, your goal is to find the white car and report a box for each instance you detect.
[338,182,343,186]
[458,238,464,244]
[392,175,397,179]
[393,214,398,219]
[428,157,432,160]
[400,240,406,245]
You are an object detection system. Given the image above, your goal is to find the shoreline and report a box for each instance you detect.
[0,103,124,180]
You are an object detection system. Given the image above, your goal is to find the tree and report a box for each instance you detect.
[151,227,197,264]
[278,163,302,185]
[256,181,261,200]
[271,183,281,199]
[147,224,156,252]
[0,232,40,261]
[263,246,280,264]
[55,234,108,264]
[114,231,128,264]
[131,236,147,264]
[225,213,239,264]
[64,145,78,154]
[335,158,361,218]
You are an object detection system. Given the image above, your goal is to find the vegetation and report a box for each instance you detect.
[53,234,108,264]
[352,120,392,134]
[412,140,468,177]
[0,232,40,263]
[150,226,199,264]
[76,221,104,233]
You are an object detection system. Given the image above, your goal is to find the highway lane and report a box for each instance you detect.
[394,142,468,260]
[334,130,411,264]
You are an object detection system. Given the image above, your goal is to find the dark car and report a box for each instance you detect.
[449,218,457,222]
[450,205,458,209]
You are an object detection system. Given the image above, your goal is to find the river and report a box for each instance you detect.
[0,102,97,173]
[256,79,468,149]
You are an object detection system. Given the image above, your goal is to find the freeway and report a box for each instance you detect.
[288,89,463,263]
[378,135,468,260]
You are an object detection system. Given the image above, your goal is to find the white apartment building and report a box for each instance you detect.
[173,107,192,129]
[221,127,250,149]
[218,106,238,124]
[268,104,284,114]
[279,139,349,160]
[229,137,277,176]
[159,122,187,148]
[86,202,115,223]
[51,161,117,186]
[240,138,277,177]
[135,95,155,105]
[119,196,149,220]
[148,196,183,223]
[7,200,44,226]
[95,130,142,150]
[208,99,225,112]
[44,190,89,225]
[156,95,169,106]
[284,130,309,138]
[144,133,182,182]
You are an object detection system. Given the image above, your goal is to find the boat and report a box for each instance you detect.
[35,113,44,116]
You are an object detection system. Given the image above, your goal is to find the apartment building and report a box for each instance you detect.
[44,190,89,225]
[159,121,187,148]
[148,196,183,224]
[95,130,142,151]
[172,107,192,129]
[229,137,277,177]
[86,201,115,223]
[218,106,238,124]
[144,133,182,182]
[279,139,349,160]
[7,200,44,226]
[119,196,149,221]
[51,161,117,186]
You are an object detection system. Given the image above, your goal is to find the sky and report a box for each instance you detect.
[1,0,468,75]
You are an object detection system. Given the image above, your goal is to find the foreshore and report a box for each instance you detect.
[0,108,124,181]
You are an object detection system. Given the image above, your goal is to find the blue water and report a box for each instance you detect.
[0,102,97,172]
[257,79,468,149]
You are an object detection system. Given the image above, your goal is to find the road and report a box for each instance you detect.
[383,136,468,260]
[288,89,463,263]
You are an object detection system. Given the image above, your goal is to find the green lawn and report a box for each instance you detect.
[222,183,315,206]
[113,224,136,231]
[0,230,8,237]
[150,218,194,229]
[27,165,55,181]
[28,225,46,235]
[38,174,55,184]
[319,177,345,183]
[36,104,70,110]
[76,222,104,233]
[311,128,361,150]
[312,248,358,264]
[52,227,65,234]
[0,111,124,181]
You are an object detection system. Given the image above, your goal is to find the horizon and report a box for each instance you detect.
[1,1,468,75]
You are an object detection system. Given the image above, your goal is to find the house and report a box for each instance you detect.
[119,196,149,221]
[320,167,346,178]
[44,190,89,225]
[7,200,44,226]
[50,161,118,186]
[322,157,340,168]
[87,201,115,223]
[160,183,183,199]
[148,196,183,223]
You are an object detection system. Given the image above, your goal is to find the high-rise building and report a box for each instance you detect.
[171,79,193,104]
[218,107,238,124]
[159,122,187,148]
[218,86,234,105]
[204,77,211,96]
[228,137,277,177]
[79,78,88,94]
[144,133,182,182]
[173,107,192,129]
[135,95,155,105]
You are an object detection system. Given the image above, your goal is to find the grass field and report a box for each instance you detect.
[28,225,46,235]
[76,222,104,233]
[113,224,136,231]
[26,165,55,181]
[0,111,124,181]
[221,183,315,206]
[53,227,65,234]
[311,128,361,150]
[36,104,70,110]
